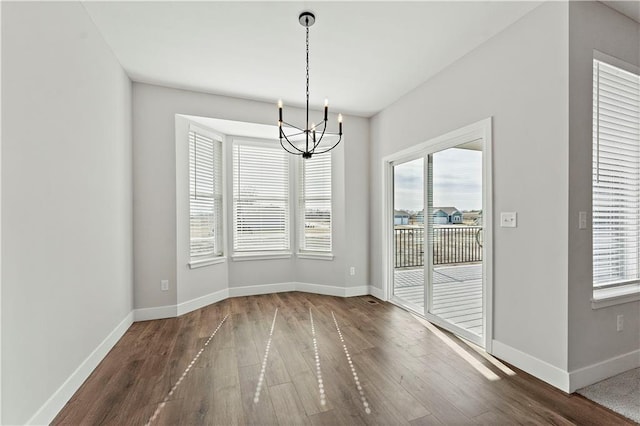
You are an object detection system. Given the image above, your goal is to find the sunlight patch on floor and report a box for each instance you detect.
[458,338,516,376]
[412,314,500,381]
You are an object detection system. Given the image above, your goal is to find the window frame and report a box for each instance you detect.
[188,125,225,268]
[297,151,333,258]
[591,51,640,307]
[231,137,294,260]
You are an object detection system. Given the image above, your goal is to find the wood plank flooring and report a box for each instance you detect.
[53,292,634,425]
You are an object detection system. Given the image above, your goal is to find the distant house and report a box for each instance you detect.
[394,209,410,225]
[411,210,424,224]
[433,207,463,224]
[463,210,483,225]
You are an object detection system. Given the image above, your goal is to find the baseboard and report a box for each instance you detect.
[26,311,134,425]
[134,304,178,321]
[228,282,297,297]
[135,282,378,321]
[491,340,570,392]
[227,282,374,299]
[569,349,640,392]
[296,282,346,296]
[293,283,370,298]
[368,285,385,300]
[177,288,229,316]
[345,285,371,297]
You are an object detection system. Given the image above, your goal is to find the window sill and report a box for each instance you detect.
[592,283,640,309]
[188,256,226,269]
[231,252,292,262]
[297,253,334,261]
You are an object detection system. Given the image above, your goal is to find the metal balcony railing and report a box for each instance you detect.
[394,226,482,268]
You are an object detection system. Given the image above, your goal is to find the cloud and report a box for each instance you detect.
[395,148,482,211]
[394,158,424,211]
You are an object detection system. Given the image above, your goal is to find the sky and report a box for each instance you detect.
[394,148,482,212]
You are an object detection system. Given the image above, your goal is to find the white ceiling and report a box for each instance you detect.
[83,1,545,117]
[601,1,640,24]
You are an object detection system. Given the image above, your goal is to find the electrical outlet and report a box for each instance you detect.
[617,314,624,332]
[350,267,356,276]
[161,280,169,291]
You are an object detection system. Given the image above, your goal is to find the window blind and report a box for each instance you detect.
[189,130,223,261]
[593,59,640,287]
[299,154,332,252]
[233,142,290,252]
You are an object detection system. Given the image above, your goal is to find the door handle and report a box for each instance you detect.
[475,228,483,248]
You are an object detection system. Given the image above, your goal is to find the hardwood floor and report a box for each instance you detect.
[53,293,633,425]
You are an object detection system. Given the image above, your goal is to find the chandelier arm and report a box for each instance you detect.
[281,121,306,132]
[280,138,303,155]
[280,129,305,153]
[311,133,324,152]
[309,118,326,136]
[307,119,329,153]
[311,134,342,155]
[311,137,323,153]
[311,120,329,151]
[282,129,306,138]
[283,140,305,154]
[315,118,327,131]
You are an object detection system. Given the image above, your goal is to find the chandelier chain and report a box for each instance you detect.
[306,26,310,110]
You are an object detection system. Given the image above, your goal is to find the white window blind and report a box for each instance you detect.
[593,59,640,288]
[299,154,332,252]
[233,142,290,252]
[189,130,223,261]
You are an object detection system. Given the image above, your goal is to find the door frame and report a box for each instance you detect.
[381,117,493,351]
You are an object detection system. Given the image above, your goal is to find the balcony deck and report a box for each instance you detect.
[394,263,482,336]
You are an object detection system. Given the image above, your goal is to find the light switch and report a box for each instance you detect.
[579,211,587,230]
[500,212,517,228]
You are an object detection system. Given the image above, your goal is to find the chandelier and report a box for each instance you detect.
[278,11,343,159]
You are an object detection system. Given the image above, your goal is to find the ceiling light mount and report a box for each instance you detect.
[278,11,342,159]
[298,11,315,27]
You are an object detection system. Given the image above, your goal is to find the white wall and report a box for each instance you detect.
[370,2,570,381]
[1,2,133,424]
[567,1,640,384]
[133,83,370,311]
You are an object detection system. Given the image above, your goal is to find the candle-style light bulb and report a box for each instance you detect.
[338,114,343,134]
[278,99,283,123]
[324,99,329,121]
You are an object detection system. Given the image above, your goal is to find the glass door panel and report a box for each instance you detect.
[391,158,425,315]
[427,144,483,341]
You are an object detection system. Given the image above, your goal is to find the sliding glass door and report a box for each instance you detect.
[427,143,483,343]
[392,158,425,315]
[389,137,486,346]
